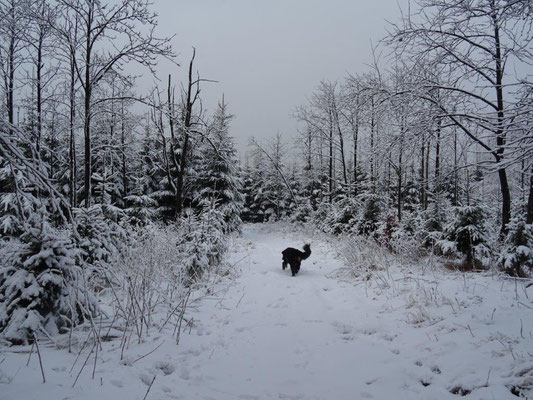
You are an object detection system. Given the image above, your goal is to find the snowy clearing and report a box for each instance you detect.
[1,223,532,400]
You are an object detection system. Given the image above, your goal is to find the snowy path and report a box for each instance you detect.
[174,223,401,400]
[171,224,532,400]
[1,223,532,399]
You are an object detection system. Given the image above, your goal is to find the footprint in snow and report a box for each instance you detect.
[180,368,191,380]
[139,374,153,386]
[332,321,353,335]
[381,333,397,342]
[110,379,123,388]
[155,361,176,376]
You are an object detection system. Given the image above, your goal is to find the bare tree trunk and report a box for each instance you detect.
[353,112,359,197]
[370,97,375,189]
[420,134,426,209]
[306,127,315,205]
[121,100,127,202]
[176,49,197,217]
[69,50,77,207]
[397,147,403,222]
[36,36,43,153]
[527,169,533,224]
[492,6,511,235]
[434,117,441,191]
[328,108,333,203]
[7,1,15,130]
[83,5,93,207]
[425,137,430,208]
[453,130,458,206]
[332,102,347,187]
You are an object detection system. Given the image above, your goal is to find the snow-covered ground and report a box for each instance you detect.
[1,223,532,399]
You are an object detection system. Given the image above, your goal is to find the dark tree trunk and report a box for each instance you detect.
[353,112,359,197]
[420,134,425,208]
[397,148,402,222]
[36,30,44,154]
[492,2,511,235]
[69,51,77,207]
[7,2,15,130]
[425,137,430,209]
[453,131,458,206]
[83,7,93,207]
[176,50,196,217]
[527,170,533,224]
[121,100,128,202]
[328,108,333,203]
[370,97,375,189]
[434,118,441,191]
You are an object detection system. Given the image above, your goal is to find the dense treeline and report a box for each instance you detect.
[242,0,533,277]
[0,0,243,343]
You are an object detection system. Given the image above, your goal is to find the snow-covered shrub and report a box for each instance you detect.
[437,205,491,269]
[290,199,313,223]
[124,194,157,225]
[177,207,227,285]
[390,212,422,256]
[358,194,383,237]
[0,219,97,344]
[499,217,533,277]
[331,196,360,234]
[73,205,128,286]
[377,214,397,249]
[421,195,448,248]
[313,202,335,233]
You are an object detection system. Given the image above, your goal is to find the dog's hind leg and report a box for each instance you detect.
[282,260,288,270]
[290,262,298,277]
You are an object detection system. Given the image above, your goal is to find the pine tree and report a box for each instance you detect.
[499,216,533,277]
[0,218,97,344]
[439,205,490,269]
[195,99,243,232]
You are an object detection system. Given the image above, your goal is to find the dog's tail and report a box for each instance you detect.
[302,244,311,260]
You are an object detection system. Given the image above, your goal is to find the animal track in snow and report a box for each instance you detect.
[110,379,123,388]
[139,374,153,386]
[155,361,176,376]
[380,333,397,342]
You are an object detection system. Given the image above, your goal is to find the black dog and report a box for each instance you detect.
[282,244,311,277]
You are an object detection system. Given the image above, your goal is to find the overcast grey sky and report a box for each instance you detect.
[151,0,402,154]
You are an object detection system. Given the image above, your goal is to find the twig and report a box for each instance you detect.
[26,342,35,367]
[467,324,475,338]
[236,292,246,308]
[142,376,156,400]
[92,335,99,380]
[33,335,45,384]
[131,341,165,365]
[485,368,492,387]
[175,292,191,346]
[72,342,96,388]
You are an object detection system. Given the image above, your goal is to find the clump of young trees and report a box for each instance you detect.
[0,0,243,344]
[242,0,533,274]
